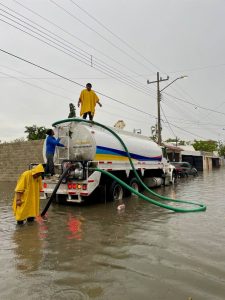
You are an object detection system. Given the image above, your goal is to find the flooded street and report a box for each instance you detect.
[1,169,225,300]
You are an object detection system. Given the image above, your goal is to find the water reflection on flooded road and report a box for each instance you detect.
[1,169,225,300]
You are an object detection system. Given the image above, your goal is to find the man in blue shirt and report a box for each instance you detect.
[45,129,66,176]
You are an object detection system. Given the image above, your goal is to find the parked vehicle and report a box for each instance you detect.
[170,161,198,177]
[42,119,176,203]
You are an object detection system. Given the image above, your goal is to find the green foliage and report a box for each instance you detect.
[192,140,218,152]
[217,142,225,157]
[165,138,186,146]
[165,138,177,143]
[150,135,157,142]
[25,125,46,140]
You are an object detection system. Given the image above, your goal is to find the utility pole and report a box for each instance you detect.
[147,72,169,145]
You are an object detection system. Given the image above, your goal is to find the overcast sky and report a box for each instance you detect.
[1,0,225,143]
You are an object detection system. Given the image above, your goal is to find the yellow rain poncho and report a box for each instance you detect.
[79,89,99,116]
[12,164,44,221]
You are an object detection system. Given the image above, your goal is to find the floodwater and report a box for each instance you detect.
[1,169,225,300]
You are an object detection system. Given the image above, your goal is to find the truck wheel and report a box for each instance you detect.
[108,181,124,201]
[125,178,141,197]
[129,178,140,196]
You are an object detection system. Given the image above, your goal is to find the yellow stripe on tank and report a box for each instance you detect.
[94,154,138,161]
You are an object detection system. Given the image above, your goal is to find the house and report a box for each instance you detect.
[179,145,203,171]
[163,143,222,171]
[180,145,222,171]
[162,143,183,162]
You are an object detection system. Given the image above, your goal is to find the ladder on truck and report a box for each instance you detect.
[56,124,70,163]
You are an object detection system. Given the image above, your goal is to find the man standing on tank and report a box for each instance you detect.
[77,83,102,121]
[45,129,66,176]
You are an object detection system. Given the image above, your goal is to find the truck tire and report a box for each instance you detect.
[108,181,124,201]
[129,178,140,196]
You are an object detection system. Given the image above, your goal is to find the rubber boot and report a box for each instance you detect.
[27,217,35,222]
[17,220,24,225]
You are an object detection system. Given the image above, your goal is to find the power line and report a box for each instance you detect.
[0,48,213,140]
[49,0,156,75]
[12,0,155,83]
[101,108,152,125]
[160,68,225,121]
[160,105,176,138]
[0,14,155,97]
[162,115,225,127]
[0,69,71,100]
[1,62,156,124]
[163,120,207,140]
[67,0,225,126]
[69,0,165,75]
[0,63,76,95]
[3,1,153,92]
[0,4,156,97]
[161,95,202,127]
[0,76,111,79]
[166,62,225,74]
[0,48,156,118]
[1,3,220,139]
[161,100,217,140]
[0,15,90,64]
[163,91,225,116]
[1,66,152,124]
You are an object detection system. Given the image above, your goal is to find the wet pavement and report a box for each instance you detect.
[0,169,225,300]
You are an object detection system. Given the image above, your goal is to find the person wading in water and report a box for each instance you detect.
[12,164,44,225]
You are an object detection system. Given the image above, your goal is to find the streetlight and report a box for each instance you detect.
[160,75,188,92]
[147,73,188,145]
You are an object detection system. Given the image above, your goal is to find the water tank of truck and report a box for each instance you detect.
[53,120,163,163]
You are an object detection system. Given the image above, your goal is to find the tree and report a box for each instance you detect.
[165,138,186,146]
[192,140,218,152]
[25,125,47,140]
[217,141,225,157]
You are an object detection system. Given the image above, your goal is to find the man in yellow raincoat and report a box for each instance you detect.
[78,83,102,121]
[12,164,44,225]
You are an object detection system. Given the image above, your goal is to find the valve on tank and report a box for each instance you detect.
[71,162,84,179]
[61,160,86,182]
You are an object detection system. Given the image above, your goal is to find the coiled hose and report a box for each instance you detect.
[52,118,206,213]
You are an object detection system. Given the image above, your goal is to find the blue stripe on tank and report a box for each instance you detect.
[96,145,162,161]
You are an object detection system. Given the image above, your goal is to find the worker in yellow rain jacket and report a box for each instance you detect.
[12,164,44,225]
[78,83,102,121]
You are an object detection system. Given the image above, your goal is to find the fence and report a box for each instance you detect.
[0,140,44,181]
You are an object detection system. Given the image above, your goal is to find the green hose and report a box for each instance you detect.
[95,168,205,212]
[53,118,206,213]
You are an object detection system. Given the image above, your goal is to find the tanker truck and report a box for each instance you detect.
[42,119,175,203]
